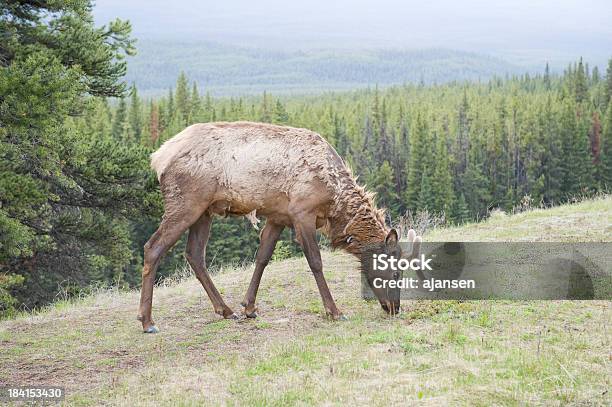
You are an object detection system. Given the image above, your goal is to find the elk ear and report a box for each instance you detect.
[385,229,399,250]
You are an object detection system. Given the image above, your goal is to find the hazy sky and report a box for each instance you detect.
[93,0,611,66]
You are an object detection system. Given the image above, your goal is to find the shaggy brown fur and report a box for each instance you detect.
[138,121,403,333]
[151,121,388,250]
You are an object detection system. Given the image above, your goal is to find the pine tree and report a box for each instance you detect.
[87,98,113,140]
[393,113,410,209]
[432,131,454,214]
[260,91,272,123]
[539,97,563,203]
[359,114,376,172]
[273,99,289,124]
[463,162,491,218]
[591,66,600,85]
[175,72,190,125]
[190,82,201,121]
[454,90,470,193]
[149,101,160,146]
[371,88,390,162]
[366,161,399,217]
[163,109,184,141]
[417,171,436,211]
[559,100,594,195]
[405,112,429,211]
[574,58,589,103]
[121,115,135,143]
[111,98,127,139]
[204,91,214,122]
[599,104,612,189]
[589,111,602,164]
[164,88,175,131]
[128,84,142,141]
[544,62,551,90]
[333,113,349,156]
[451,193,471,224]
[490,100,513,209]
[605,59,612,105]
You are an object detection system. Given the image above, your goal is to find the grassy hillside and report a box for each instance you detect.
[1,197,610,405]
[426,196,612,242]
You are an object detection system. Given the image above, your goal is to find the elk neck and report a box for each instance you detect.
[324,178,388,256]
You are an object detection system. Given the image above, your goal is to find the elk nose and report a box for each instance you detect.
[391,302,401,315]
[380,300,401,315]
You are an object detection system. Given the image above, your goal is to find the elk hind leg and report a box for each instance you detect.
[138,206,205,333]
[241,221,284,318]
[185,212,238,319]
[292,212,344,320]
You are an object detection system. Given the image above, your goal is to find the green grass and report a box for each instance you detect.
[0,197,610,406]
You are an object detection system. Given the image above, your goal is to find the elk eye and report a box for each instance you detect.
[346,236,353,243]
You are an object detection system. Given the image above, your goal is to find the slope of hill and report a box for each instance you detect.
[426,196,612,242]
[0,197,610,405]
[125,41,527,96]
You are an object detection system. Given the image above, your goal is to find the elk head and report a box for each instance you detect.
[361,229,422,315]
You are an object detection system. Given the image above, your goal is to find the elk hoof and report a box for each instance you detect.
[143,325,160,334]
[225,312,240,320]
[326,312,348,321]
[241,302,258,318]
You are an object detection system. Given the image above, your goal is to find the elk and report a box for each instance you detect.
[138,122,421,333]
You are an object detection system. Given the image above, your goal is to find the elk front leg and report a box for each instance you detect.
[242,221,284,318]
[293,213,344,320]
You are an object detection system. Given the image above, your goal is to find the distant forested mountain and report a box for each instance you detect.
[93,0,611,71]
[125,40,530,96]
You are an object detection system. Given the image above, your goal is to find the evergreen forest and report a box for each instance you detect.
[1,1,611,316]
